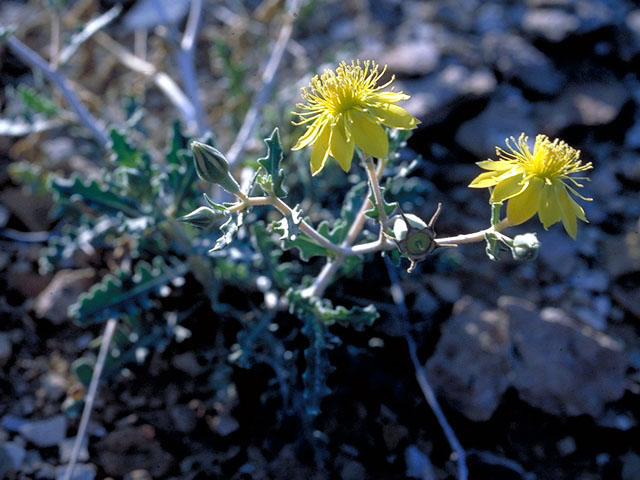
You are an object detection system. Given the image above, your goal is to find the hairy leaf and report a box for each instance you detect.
[68,257,188,325]
[257,128,287,198]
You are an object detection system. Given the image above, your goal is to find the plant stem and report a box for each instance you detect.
[6,35,110,147]
[225,0,302,167]
[62,318,118,480]
[435,218,510,246]
[302,158,387,298]
[363,156,388,228]
[384,258,468,480]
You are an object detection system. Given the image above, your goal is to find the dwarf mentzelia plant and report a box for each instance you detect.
[181,59,594,415]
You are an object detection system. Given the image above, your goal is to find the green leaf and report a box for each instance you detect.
[68,257,188,325]
[17,84,58,117]
[210,214,241,252]
[364,184,397,221]
[71,356,95,388]
[257,128,287,198]
[50,174,143,218]
[109,129,148,169]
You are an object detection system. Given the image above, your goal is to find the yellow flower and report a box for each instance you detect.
[469,133,593,239]
[292,60,419,176]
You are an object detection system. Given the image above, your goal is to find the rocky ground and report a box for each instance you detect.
[1,0,639,479]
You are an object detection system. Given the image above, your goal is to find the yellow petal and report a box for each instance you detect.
[348,110,389,158]
[475,160,514,171]
[330,118,355,172]
[310,123,331,176]
[468,170,504,188]
[554,183,578,239]
[372,91,409,103]
[537,185,561,229]
[293,118,326,150]
[490,174,527,203]
[370,103,418,130]
[506,178,543,225]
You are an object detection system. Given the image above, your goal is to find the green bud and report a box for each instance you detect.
[191,141,241,194]
[177,206,227,229]
[392,213,427,242]
[511,233,540,261]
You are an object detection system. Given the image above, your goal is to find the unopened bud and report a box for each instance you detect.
[191,141,240,194]
[177,206,226,229]
[511,233,540,261]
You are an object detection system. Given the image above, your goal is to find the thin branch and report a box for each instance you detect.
[6,35,110,147]
[62,318,118,480]
[174,0,208,135]
[94,32,198,131]
[59,4,123,65]
[225,0,302,166]
[435,218,510,246]
[384,258,468,480]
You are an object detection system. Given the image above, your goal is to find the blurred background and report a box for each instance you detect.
[0,0,639,479]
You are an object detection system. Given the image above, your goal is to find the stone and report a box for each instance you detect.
[604,233,640,278]
[535,81,630,135]
[60,437,89,463]
[455,87,537,159]
[426,297,628,420]
[380,41,440,77]
[0,188,53,232]
[482,33,564,94]
[538,230,578,277]
[208,414,239,437]
[0,333,11,367]
[1,441,26,471]
[569,269,609,292]
[405,445,436,480]
[55,464,96,480]
[169,405,198,434]
[18,415,67,448]
[340,460,366,480]
[522,8,580,42]
[34,269,95,325]
[96,426,173,477]
[2,415,29,432]
[401,64,496,128]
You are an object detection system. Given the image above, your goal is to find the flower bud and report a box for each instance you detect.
[191,141,241,194]
[177,206,226,229]
[511,233,540,261]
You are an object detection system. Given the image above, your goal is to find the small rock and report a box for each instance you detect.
[171,352,202,376]
[208,414,239,437]
[34,269,95,325]
[19,415,67,448]
[401,64,496,128]
[557,436,577,456]
[340,459,366,480]
[574,306,607,331]
[0,333,11,367]
[0,188,53,231]
[405,445,436,480]
[123,470,153,480]
[60,437,89,463]
[622,451,640,480]
[382,424,409,451]
[570,269,609,292]
[522,8,580,42]
[427,297,628,420]
[605,233,640,278]
[535,81,630,134]
[169,405,198,434]
[55,464,96,480]
[455,87,537,158]
[380,41,440,77]
[482,33,564,94]
[538,230,578,277]
[2,415,29,432]
[1,441,26,470]
[96,426,173,477]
